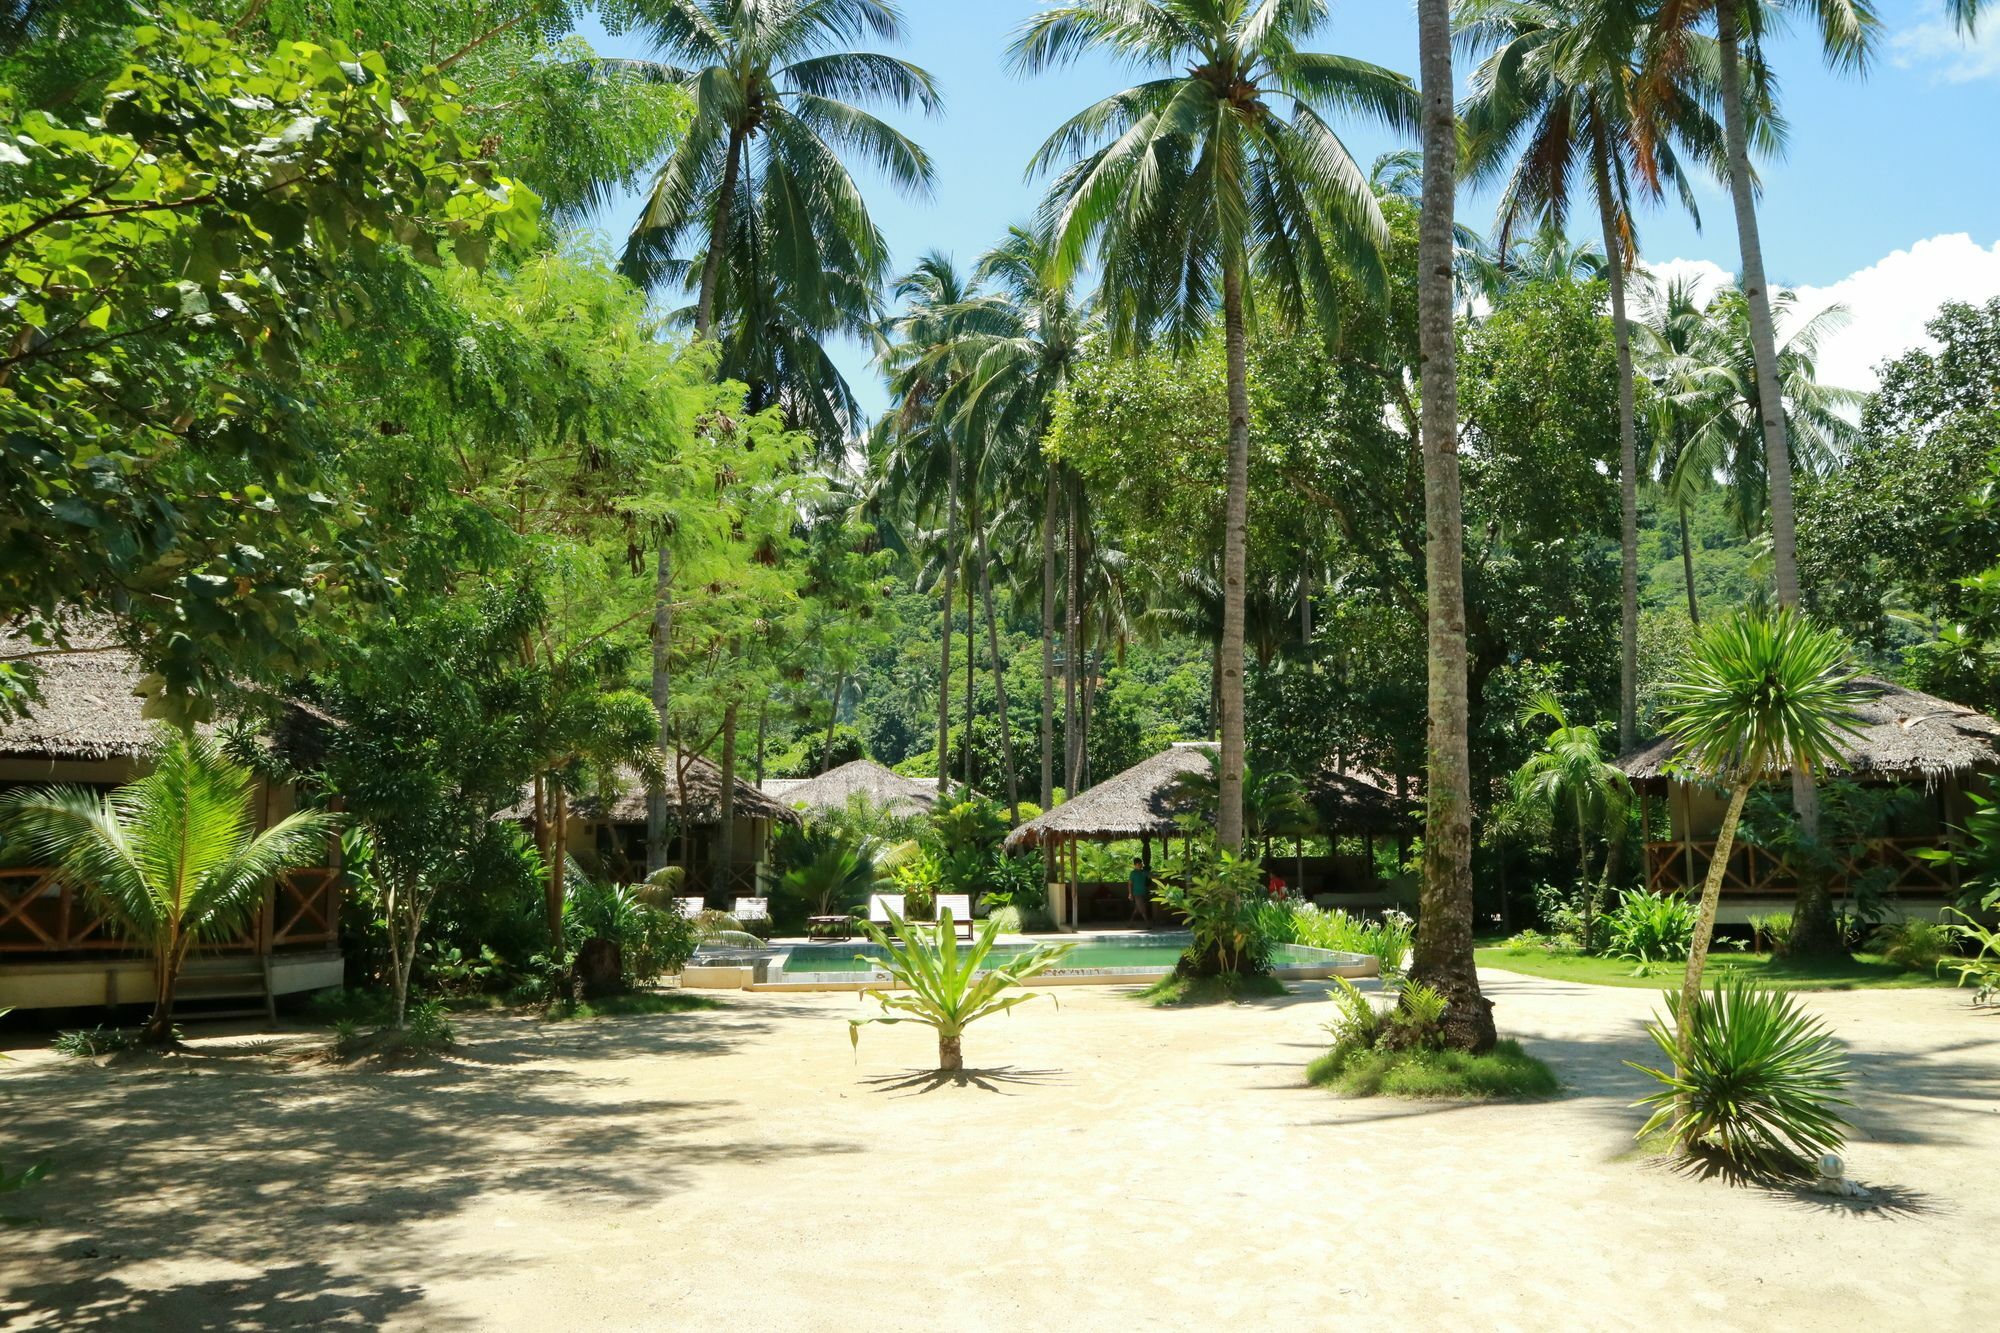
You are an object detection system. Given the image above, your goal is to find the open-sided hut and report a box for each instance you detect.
[503,755,801,897]
[0,630,342,1012]
[1005,742,1213,927]
[1295,766,1418,905]
[764,759,938,821]
[1617,677,2000,919]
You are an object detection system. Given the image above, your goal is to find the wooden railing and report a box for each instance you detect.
[0,867,341,955]
[1643,837,1955,897]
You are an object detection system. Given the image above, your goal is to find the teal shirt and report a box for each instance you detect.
[1129,866,1149,899]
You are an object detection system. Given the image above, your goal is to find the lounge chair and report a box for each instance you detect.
[674,896,705,920]
[731,896,771,924]
[934,893,975,942]
[867,893,905,928]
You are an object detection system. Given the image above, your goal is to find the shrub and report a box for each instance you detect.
[1604,888,1696,964]
[1747,912,1792,955]
[850,908,1075,1070]
[1531,879,1605,952]
[985,903,1055,935]
[1311,978,1556,1097]
[980,851,1047,912]
[1942,909,2000,1005]
[332,997,456,1061]
[1153,846,1270,977]
[1869,918,1955,973]
[53,1025,140,1058]
[305,987,397,1026]
[1629,981,1850,1176]
[1267,902,1412,978]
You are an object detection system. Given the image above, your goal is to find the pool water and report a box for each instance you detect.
[772,931,1349,980]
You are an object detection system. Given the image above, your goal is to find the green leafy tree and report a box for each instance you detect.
[0,7,536,719]
[0,732,339,1043]
[1012,0,1419,850]
[1658,607,1860,1059]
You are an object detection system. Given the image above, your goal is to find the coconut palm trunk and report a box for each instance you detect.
[1411,0,1497,1053]
[694,128,744,338]
[1216,259,1251,852]
[1041,468,1058,810]
[1714,0,1835,948]
[937,441,957,794]
[976,520,1021,819]
[1591,124,1642,754]
[1064,485,1081,794]
[1679,502,1700,624]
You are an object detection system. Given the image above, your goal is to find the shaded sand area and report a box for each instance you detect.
[1,970,1994,1330]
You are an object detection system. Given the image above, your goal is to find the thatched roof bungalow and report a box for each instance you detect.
[1005,743,1213,852]
[765,759,939,820]
[499,756,800,896]
[0,629,343,1011]
[1616,676,1999,917]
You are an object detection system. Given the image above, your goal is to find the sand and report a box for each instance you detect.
[0,969,1994,1331]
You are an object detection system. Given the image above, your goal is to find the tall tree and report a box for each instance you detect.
[1459,0,1723,751]
[1012,0,1418,848]
[1413,0,1498,1051]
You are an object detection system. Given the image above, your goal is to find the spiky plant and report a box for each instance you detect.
[850,908,1074,1070]
[0,732,338,1043]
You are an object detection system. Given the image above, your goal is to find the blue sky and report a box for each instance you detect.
[575,2,2000,418]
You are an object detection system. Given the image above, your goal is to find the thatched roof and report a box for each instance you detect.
[1307,766,1416,834]
[500,756,801,826]
[1618,676,2000,791]
[768,759,938,819]
[0,627,170,761]
[1005,742,1215,849]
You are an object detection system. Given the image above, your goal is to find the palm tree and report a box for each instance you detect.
[0,733,338,1043]
[1511,693,1633,947]
[612,0,940,339]
[1634,270,1718,623]
[1657,607,1860,1070]
[1649,0,1874,610]
[1666,286,1862,540]
[1459,0,1724,752]
[1011,0,1419,851]
[1413,0,1498,1052]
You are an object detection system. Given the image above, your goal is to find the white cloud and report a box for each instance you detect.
[1890,4,2000,82]
[1641,234,2000,394]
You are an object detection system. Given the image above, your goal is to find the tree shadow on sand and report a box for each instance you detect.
[861,1066,1068,1097]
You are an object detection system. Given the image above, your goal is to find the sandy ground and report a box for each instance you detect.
[0,969,1994,1332]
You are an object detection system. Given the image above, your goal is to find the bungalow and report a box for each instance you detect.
[1616,677,1999,921]
[763,759,941,821]
[503,755,801,900]
[0,631,342,1014]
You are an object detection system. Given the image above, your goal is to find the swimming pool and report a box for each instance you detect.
[752,930,1375,990]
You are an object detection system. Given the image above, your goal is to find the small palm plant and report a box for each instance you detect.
[1511,694,1632,948]
[1656,607,1861,1069]
[0,732,338,1043]
[850,908,1075,1071]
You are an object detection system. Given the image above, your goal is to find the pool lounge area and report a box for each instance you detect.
[678,931,1378,991]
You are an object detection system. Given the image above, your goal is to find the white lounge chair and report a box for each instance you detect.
[934,893,975,942]
[674,896,705,920]
[731,896,771,924]
[867,893,905,928]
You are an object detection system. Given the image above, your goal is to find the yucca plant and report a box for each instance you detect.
[1630,980,1850,1177]
[1658,608,1861,1076]
[0,732,338,1043]
[850,908,1075,1071]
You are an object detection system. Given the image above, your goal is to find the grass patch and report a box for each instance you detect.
[1475,943,1955,991]
[1139,972,1290,1006]
[1308,1038,1560,1099]
[544,991,722,1021]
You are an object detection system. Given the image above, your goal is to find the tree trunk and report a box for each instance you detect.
[549,780,571,945]
[965,526,976,790]
[756,701,769,784]
[937,441,958,794]
[1041,468,1058,810]
[1591,123,1641,754]
[1576,790,1596,950]
[715,703,739,898]
[938,1031,964,1072]
[1679,501,1700,625]
[1078,626,1096,789]
[647,543,673,871]
[1411,0,1497,1054]
[976,520,1021,819]
[1715,2,1800,611]
[694,127,744,338]
[823,673,844,774]
[1678,778,1750,1088]
[1217,258,1251,851]
[1064,484,1081,796]
[141,942,181,1044]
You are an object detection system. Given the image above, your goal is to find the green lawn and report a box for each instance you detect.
[1475,942,1956,991]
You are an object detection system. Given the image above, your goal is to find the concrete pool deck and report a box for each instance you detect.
[0,969,1993,1329]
